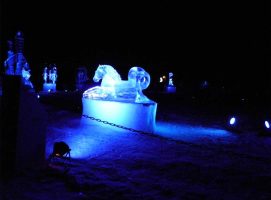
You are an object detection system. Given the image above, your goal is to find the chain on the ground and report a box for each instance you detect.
[82,114,210,149]
[82,114,208,147]
[82,114,271,163]
[82,114,151,135]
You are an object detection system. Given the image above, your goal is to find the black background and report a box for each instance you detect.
[1,1,270,94]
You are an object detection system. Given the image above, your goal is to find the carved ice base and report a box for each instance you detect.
[165,86,176,93]
[82,98,157,133]
[43,83,56,92]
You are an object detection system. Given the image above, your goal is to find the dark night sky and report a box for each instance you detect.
[1,1,270,92]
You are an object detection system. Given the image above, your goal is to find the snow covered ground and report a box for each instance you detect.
[1,92,271,200]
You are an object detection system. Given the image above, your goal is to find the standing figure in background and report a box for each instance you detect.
[49,65,57,84]
[4,40,15,75]
[43,64,57,92]
[43,66,48,83]
[14,31,25,75]
[168,72,174,86]
[22,68,34,89]
[165,72,176,93]
[3,31,28,76]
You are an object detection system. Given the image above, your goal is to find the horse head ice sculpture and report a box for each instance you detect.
[83,65,151,103]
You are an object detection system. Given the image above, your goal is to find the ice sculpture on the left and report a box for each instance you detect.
[3,31,33,88]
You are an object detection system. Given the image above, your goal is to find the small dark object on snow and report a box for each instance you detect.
[49,141,71,162]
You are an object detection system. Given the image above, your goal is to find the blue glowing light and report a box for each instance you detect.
[37,94,40,99]
[165,86,176,93]
[229,117,236,125]
[265,121,270,129]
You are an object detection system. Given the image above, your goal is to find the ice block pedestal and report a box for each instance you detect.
[82,98,157,133]
[43,83,56,92]
[165,86,176,93]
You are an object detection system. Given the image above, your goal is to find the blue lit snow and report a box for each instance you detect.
[156,122,234,142]
[46,114,237,159]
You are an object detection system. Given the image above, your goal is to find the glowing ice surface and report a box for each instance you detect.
[83,65,151,103]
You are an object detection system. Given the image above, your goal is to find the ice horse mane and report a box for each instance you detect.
[93,65,121,86]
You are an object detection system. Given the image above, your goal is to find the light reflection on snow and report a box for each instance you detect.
[46,119,237,159]
[46,122,128,159]
[155,122,236,142]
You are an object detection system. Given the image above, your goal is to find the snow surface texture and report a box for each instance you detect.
[1,103,271,200]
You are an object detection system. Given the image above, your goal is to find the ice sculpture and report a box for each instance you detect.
[42,64,57,92]
[82,65,157,133]
[83,65,151,103]
[168,72,174,86]
[43,67,48,83]
[49,66,57,84]
[165,71,176,93]
[4,32,29,76]
[3,31,33,88]
[22,68,33,88]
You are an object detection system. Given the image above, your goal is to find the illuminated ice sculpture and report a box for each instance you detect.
[49,66,58,84]
[43,64,57,92]
[165,72,176,93]
[168,72,174,86]
[3,31,34,89]
[82,65,157,133]
[83,65,151,103]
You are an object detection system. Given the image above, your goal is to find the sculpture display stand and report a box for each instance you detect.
[165,86,176,93]
[43,83,56,92]
[82,65,157,133]
[82,98,157,133]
